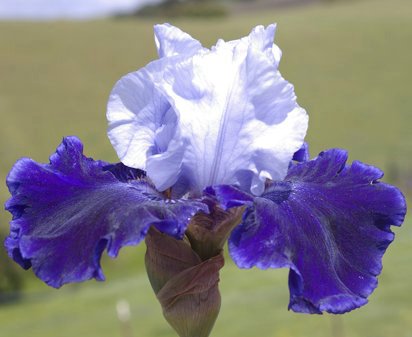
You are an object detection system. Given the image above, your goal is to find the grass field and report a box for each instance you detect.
[0,0,411,336]
[0,222,411,337]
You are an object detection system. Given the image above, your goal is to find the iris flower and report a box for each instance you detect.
[5,23,406,323]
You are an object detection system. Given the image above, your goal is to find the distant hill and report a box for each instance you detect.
[232,0,319,13]
[0,0,162,20]
[134,0,322,18]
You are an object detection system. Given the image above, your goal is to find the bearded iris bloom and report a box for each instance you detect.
[4,23,406,332]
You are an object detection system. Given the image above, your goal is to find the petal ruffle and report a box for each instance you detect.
[157,24,308,196]
[212,149,406,313]
[107,57,187,191]
[4,137,207,288]
[107,59,179,165]
[154,23,204,58]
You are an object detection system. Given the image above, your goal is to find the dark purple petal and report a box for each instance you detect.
[292,142,309,163]
[228,149,406,314]
[102,162,145,182]
[204,185,254,209]
[4,136,207,288]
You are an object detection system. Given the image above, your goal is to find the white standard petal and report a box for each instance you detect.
[157,25,308,195]
[107,23,203,192]
[107,59,184,189]
[154,23,204,58]
[247,24,282,65]
[216,24,282,68]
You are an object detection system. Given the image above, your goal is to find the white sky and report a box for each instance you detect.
[0,0,161,20]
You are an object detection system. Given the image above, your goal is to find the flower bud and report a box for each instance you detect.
[145,203,245,337]
[145,228,224,337]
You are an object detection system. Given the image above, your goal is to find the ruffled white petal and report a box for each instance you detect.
[107,24,308,195]
[154,23,203,58]
[107,59,182,178]
[156,25,308,195]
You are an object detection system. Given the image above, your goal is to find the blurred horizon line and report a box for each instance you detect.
[0,0,162,21]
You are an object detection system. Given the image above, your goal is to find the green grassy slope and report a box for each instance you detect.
[0,0,411,335]
[0,218,410,337]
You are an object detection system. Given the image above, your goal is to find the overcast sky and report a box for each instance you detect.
[0,0,161,20]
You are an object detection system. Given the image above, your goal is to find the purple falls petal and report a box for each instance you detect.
[102,162,145,182]
[4,136,207,288]
[228,149,406,314]
[292,142,309,163]
[204,185,254,209]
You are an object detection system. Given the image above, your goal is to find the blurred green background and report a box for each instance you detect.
[0,0,411,336]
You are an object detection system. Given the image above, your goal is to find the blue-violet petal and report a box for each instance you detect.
[4,136,207,288]
[292,142,310,163]
[224,149,406,314]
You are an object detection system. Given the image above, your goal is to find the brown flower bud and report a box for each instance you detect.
[145,205,244,337]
